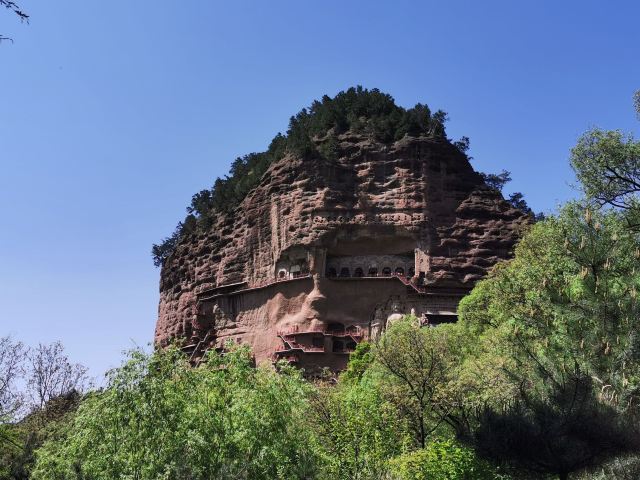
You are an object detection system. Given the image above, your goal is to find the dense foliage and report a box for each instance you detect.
[31,345,317,480]
[457,204,640,478]
[389,440,504,480]
[452,91,640,479]
[571,128,640,230]
[0,340,87,480]
[1,392,80,480]
[152,86,453,267]
[26,332,510,480]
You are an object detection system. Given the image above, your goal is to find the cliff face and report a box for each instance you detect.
[156,133,529,370]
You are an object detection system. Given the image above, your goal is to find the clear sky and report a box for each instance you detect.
[1,1,638,379]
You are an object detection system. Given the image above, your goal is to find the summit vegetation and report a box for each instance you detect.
[152,87,537,267]
[152,86,458,267]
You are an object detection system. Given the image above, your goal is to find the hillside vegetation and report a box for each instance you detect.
[152,86,456,267]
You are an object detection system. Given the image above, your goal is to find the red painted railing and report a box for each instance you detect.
[393,273,427,293]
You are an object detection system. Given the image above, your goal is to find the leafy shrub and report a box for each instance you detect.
[1,391,81,480]
[32,345,318,480]
[577,455,640,479]
[341,341,373,382]
[389,439,505,480]
[310,376,411,480]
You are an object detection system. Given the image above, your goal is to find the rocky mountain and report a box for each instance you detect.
[155,89,530,372]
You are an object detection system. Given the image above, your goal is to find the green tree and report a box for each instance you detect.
[479,170,538,217]
[457,93,640,478]
[373,319,466,448]
[457,203,640,479]
[310,377,409,480]
[460,202,640,406]
[32,345,318,480]
[1,391,81,480]
[341,341,374,383]
[0,339,87,480]
[473,374,637,480]
[570,90,640,230]
[480,170,512,192]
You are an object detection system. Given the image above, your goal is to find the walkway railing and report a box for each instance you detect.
[327,272,427,293]
[277,325,364,340]
[274,343,325,353]
[272,343,356,360]
[199,274,312,300]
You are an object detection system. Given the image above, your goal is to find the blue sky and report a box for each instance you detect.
[1,1,638,379]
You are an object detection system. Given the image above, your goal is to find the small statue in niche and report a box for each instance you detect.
[212,304,228,331]
[370,305,385,340]
[391,301,400,313]
[386,312,404,329]
[384,297,403,329]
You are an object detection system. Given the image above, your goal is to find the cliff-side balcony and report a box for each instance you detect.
[326,272,427,294]
[277,325,363,341]
[271,352,300,363]
[274,344,325,354]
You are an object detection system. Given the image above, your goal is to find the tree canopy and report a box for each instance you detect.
[571,110,640,230]
[32,345,317,480]
[452,91,640,479]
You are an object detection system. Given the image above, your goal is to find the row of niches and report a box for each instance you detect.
[276,322,362,355]
[275,260,310,280]
[326,254,415,278]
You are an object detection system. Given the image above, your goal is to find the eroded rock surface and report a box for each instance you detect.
[156,133,529,371]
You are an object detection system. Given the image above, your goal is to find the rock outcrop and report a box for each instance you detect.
[156,132,530,371]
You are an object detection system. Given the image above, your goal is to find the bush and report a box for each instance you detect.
[32,345,318,480]
[310,376,411,480]
[576,455,640,479]
[389,439,505,480]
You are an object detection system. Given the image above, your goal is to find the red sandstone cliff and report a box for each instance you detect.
[156,132,529,370]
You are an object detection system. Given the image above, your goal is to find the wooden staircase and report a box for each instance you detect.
[188,330,213,366]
